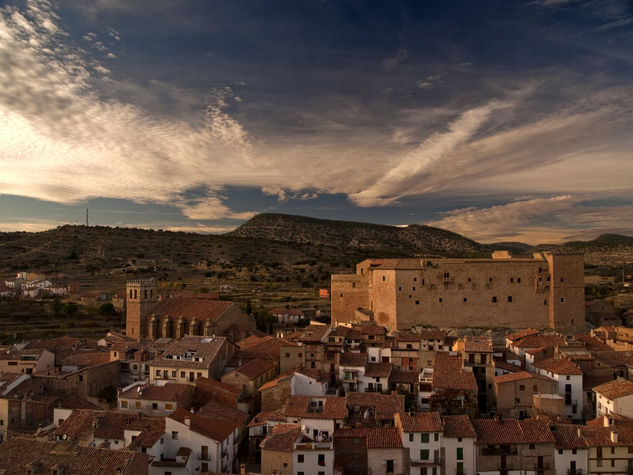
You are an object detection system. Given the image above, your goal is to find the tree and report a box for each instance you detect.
[98,302,116,316]
[245,298,253,316]
[256,310,275,334]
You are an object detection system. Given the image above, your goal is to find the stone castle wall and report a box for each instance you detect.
[331,253,585,333]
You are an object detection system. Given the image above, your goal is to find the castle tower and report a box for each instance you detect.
[544,252,585,334]
[126,279,159,339]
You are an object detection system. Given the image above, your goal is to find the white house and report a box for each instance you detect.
[593,378,633,419]
[532,357,583,420]
[551,424,589,475]
[293,369,329,396]
[395,412,443,471]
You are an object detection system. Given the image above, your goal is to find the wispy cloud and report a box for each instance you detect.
[428,195,633,244]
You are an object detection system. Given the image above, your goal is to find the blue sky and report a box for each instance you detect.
[1,0,632,243]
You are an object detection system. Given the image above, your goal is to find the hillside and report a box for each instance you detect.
[227,213,487,256]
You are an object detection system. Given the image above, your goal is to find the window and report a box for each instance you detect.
[135,401,141,408]
[171,370,176,377]
[152,402,158,410]
[457,462,464,474]
[463,297,467,303]
[544,299,548,305]
[415,300,420,305]
[560,297,565,303]
[285,353,290,358]
[510,277,514,283]
[121,401,128,408]
[386,460,394,473]
[78,375,83,382]
[492,296,497,303]
[558,449,563,454]
[298,454,304,463]
[382,275,386,281]
[171,431,178,440]
[421,433,429,443]
[409,433,414,442]
[457,447,463,460]
[517,277,521,283]
[413,286,416,291]
[572,449,577,454]
[508,296,513,303]
[165,403,173,410]
[156,370,161,376]
[439,298,443,303]
[420,449,429,460]
[318,454,325,466]
[529,443,535,450]
[434,433,438,441]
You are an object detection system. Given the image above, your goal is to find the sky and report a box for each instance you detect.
[1,0,632,244]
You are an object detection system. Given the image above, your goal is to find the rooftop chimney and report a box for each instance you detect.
[184,416,191,426]
[611,429,618,443]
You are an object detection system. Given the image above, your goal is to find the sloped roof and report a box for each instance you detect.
[398,412,443,432]
[433,353,477,391]
[550,424,589,450]
[594,378,633,400]
[443,415,476,438]
[340,352,367,367]
[169,408,241,442]
[260,424,301,451]
[346,392,405,421]
[151,297,234,322]
[532,357,583,375]
[120,382,192,401]
[334,427,402,449]
[473,418,556,445]
[284,395,347,420]
[364,362,392,378]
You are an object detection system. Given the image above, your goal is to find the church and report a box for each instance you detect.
[125,279,253,341]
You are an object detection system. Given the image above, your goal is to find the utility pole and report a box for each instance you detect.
[86,208,89,226]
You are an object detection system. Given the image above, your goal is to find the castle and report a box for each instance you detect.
[331,251,585,333]
[125,279,252,341]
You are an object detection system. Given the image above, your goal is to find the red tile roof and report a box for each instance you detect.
[120,382,193,401]
[260,424,301,451]
[284,395,347,420]
[550,424,589,450]
[473,418,556,445]
[494,371,555,385]
[334,427,402,449]
[593,378,633,400]
[152,297,235,322]
[169,408,241,442]
[226,358,277,380]
[346,392,405,421]
[59,352,112,367]
[397,412,443,432]
[442,415,476,438]
[512,334,565,349]
[0,438,148,474]
[340,352,367,366]
[364,362,392,378]
[532,357,583,375]
[433,353,477,391]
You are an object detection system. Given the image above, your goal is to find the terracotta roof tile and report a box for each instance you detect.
[433,353,477,391]
[397,412,443,432]
[340,352,367,366]
[364,362,392,378]
[390,368,420,385]
[259,371,294,392]
[513,334,565,349]
[346,392,405,421]
[0,438,148,474]
[152,297,234,322]
[334,427,402,449]
[284,395,347,420]
[442,415,476,438]
[260,424,301,451]
[494,371,555,385]
[550,424,589,450]
[594,378,633,400]
[169,408,241,442]
[248,409,286,427]
[532,357,583,375]
[473,418,556,445]
[151,335,228,370]
[226,358,277,380]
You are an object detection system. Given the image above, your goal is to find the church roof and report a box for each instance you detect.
[151,297,234,322]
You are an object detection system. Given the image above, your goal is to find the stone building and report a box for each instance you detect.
[331,251,584,333]
[125,279,252,340]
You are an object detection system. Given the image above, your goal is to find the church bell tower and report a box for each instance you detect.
[125,279,158,339]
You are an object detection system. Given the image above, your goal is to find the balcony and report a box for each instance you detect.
[568,470,583,475]
[196,452,210,461]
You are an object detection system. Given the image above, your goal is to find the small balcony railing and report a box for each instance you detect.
[196,452,210,461]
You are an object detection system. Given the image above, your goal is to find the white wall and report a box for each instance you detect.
[294,446,334,475]
[444,436,476,475]
[293,373,328,396]
[555,448,588,475]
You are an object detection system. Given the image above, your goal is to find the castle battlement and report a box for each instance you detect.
[126,279,156,286]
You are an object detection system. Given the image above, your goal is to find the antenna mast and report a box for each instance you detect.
[86,208,89,226]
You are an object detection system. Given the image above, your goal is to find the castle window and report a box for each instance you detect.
[134,289,137,299]
[463,298,467,303]
[492,296,497,303]
[340,293,343,298]
[439,298,443,303]
[144,290,148,299]
[415,300,420,305]
[409,295,412,299]
[560,297,565,303]
[382,275,386,282]
[489,277,493,282]
[398,286,402,291]
[129,289,133,299]
[467,277,471,282]
[510,277,514,283]
[412,286,416,291]
[414,277,417,282]
[508,296,513,303]
[560,277,564,282]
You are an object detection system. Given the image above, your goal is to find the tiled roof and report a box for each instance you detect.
[60,352,111,367]
[581,425,633,447]
[151,336,227,369]
[248,409,286,427]
[398,412,443,432]
[340,352,367,366]
[296,367,329,383]
[360,325,387,336]
[442,415,476,438]
[464,337,493,353]
[346,392,405,421]
[197,399,250,427]
[494,371,555,385]
[297,325,330,343]
[196,376,241,394]
[364,362,392,378]
[169,408,241,442]
[390,368,421,385]
[237,335,297,357]
[329,326,350,337]
[513,334,565,349]
[334,427,402,449]
[433,353,477,391]
[396,332,423,342]
[284,395,347,420]
[120,383,192,401]
[151,297,234,322]
[226,358,277,380]
[126,418,165,449]
[550,424,589,450]
[258,371,294,392]
[574,333,613,352]
[260,424,301,451]
[532,357,583,375]
[506,329,540,342]
[594,378,633,400]
[473,418,556,445]
[418,330,447,340]
[0,438,148,475]
[493,357,523,373]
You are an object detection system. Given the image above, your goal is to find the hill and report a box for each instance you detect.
[227,213,487,256]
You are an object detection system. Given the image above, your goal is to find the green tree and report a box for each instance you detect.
[98,302,116,316]
[256,310,275,334]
